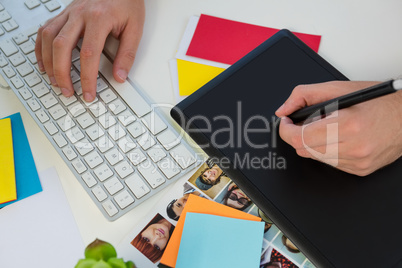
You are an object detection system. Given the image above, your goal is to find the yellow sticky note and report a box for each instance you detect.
[0,118,17,204]
[177,59,226,96]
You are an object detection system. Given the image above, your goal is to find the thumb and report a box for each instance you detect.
[113,28,143,83]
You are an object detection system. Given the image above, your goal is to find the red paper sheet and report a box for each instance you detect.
[186,14,321,65]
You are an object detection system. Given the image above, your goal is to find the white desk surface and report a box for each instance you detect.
[1,0,401,248]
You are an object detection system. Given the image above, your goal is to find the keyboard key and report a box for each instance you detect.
[75,138,94,156]
[114,190,134,209]
[70,69,80,83]
[72,158,87,174]
[2,65,16,78]
[19,87,33,100]
[76,112,95,129]
[127,121,146,138]
[117,135,136,153]
[16,62,34,76]
[0,11,11,23]
[89,101,107,117]
[44,121,58,135]
[9,52,26,66]
[96,77,108,93]
[109,99,126,115]
[141,112,167,135]
[68,102,86,117]
[157,157,180,179]
[114,160,134,178]
[27,99,41,111]
[84,151,103,169]
[81,172,97,187]
[27,52,37,64]
[156,128,180,150]
[137,132,156,150]
[71,48,80,61]
[57,115,75,131]
[94,164,113,182]
[53,132,67,147]
[117,110,136,126]
[105,148,124,166]
[0,55,8,67]
[19,40,35,54]
[137,161,166,189]
[103,176,123,195]
[101,199,118,217]
[99,88,117,103]
[125,173,150,199]
[92,185,107,202]
[24,72,42,87]
[32,82,49,97]
[147,147,167,162]
[170,144,197,169]
[127,148,147,166]
[35,110,49,123]
[25,0,41,9]
[95,136,114,153]
[66,127,85,143]
[59,94,77,106]
[2,19,19,32]
[13,33,29,45]
[51,85,62,95]
[108,124,126,141]
[45,0,62,12]
[10,76,24,89]
[62,145,78,161]
[40,93,58,108]
[99,112,117,129]
[86,124,105,141]
[48,104,67,120]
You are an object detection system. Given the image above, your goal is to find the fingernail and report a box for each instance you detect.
[61,88,71,96]
[50,76,58,86]
[117,69,128,81]
[84,92,94,102]
[38,61,44,72]
[276,103,285,113]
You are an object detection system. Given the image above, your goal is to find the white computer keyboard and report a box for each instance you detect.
[0,2,201,221]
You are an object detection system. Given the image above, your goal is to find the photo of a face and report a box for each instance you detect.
[188,159,231,199]
[260,246,299,268]
[166,183,202,221]
[131,214,175,263]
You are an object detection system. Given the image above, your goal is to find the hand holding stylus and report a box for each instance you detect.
[275,80,402,176]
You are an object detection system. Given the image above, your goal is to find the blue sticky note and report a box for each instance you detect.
[176,213,264,268]
[0,113,42,208]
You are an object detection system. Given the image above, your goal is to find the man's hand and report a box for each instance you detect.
[275,81,402,176]
[35,0,145,102]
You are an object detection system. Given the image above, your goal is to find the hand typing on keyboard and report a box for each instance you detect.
[34,0,145,102]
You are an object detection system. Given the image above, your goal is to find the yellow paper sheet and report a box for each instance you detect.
[160,194,261,267]
[0,118,16,204]
[177,59,225,96]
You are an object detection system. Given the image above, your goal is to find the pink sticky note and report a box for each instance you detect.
[186,14,321,65]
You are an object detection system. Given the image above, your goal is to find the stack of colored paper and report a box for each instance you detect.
[169,14,322,102]
[159,195,265,268]
[0,113,42,208]
[0,118,17,204]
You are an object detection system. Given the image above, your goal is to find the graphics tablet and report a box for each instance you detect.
[171,29,402,267]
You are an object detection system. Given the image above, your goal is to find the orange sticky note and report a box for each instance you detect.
[160,194,261,267]
[0,118,17,204]
[177,59,225,96]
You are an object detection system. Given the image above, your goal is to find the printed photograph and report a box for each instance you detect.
[272,234,306,265]
[130,213,175,263]
[214,182,253,211]
[260,246,299,268]
[166,182,204,221]
[188,158,231,198]
[248,206,274,234]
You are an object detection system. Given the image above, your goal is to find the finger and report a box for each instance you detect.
[52,18,83,97]
[113,22,143,82]
[40,15,68,86]
[35,16,59,72]
[79,23,110,102]
[275,81,378,117]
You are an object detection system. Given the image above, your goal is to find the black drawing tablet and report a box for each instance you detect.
[171,29,402,268]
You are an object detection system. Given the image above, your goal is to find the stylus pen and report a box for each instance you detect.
[288,78,402,123]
